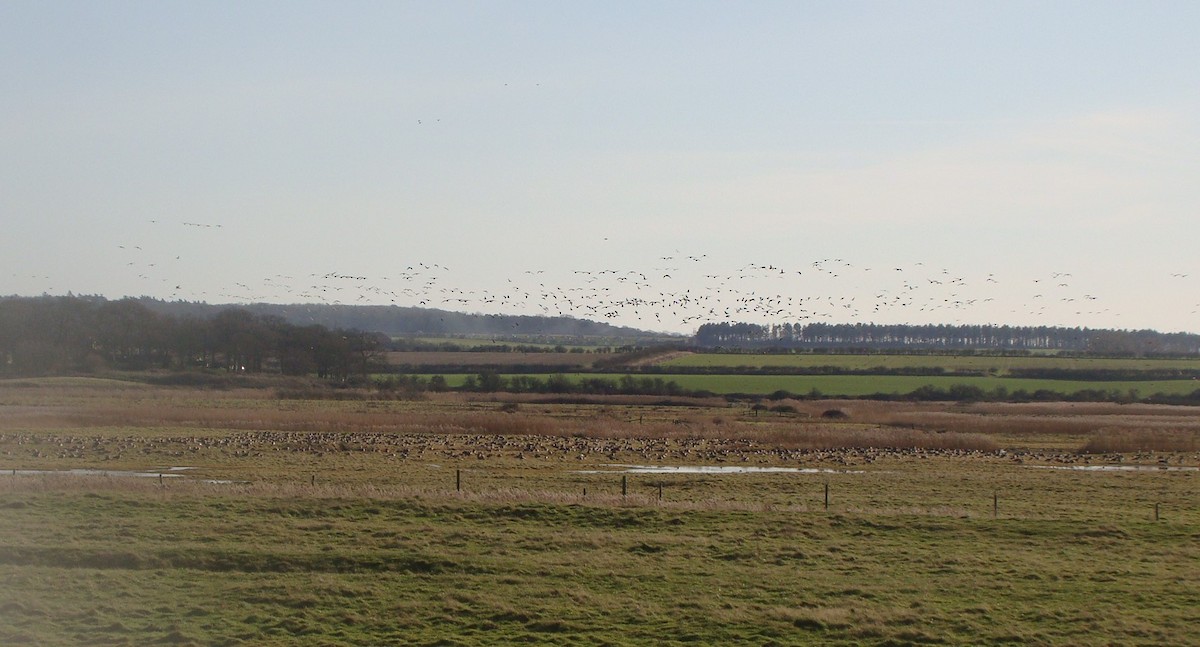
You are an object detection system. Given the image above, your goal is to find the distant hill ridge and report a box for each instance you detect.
[133,298,663,339]
[6,295,1197,355]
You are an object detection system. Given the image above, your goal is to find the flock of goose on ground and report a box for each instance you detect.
[6,429,1187,468]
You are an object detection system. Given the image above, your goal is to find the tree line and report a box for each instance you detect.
[693,322,1200,355]
[0,295,388,379]
[132,298,656,341]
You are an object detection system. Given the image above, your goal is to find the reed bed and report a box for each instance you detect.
[1080,428,1200,453]
[471,392,732,407]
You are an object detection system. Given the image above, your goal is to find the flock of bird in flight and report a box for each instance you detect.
[72,220,1200,333]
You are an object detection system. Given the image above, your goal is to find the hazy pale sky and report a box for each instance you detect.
[3,1,1198,334]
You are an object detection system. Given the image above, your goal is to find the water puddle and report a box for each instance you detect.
[577,464,865,475]
[1027,465,1198,473]
[6,467,235,483]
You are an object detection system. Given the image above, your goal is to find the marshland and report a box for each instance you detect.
[9,4,1200,644]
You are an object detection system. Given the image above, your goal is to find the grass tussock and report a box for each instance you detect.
[769,605,856,630]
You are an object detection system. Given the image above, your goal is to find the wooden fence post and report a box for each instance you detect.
[824,483,829,511]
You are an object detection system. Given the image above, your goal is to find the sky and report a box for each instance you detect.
[3,1,1199,335]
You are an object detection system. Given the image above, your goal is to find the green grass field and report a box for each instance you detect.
[3,481,1197,646]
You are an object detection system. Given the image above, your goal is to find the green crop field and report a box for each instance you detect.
[657,374,1200,397]
[419,373,1200,397]
[1,379,1198,645]
[659,352,1200,374]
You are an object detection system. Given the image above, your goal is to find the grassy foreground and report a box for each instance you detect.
[1,378,1198,645]
[2,480,1197,646]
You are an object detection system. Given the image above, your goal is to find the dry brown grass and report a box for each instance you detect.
[1079,429,1200,453]
[3,404,565,436]
[803,400,1200,443]
[385,351,592,367]
[0,394,1072,455]
[468,392,732,408]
